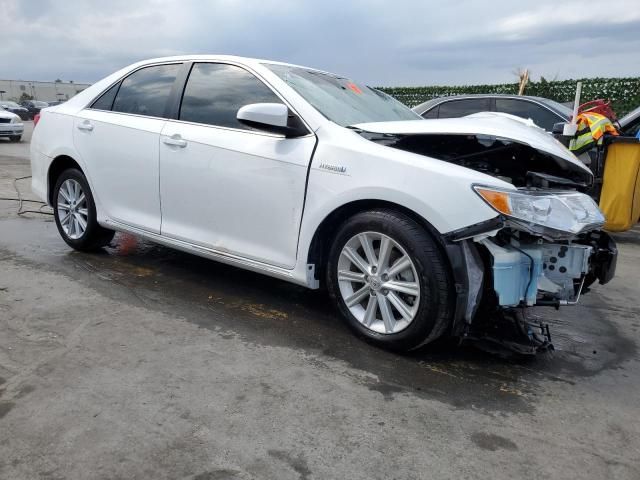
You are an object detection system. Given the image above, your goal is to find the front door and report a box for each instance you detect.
[159,63,316,268]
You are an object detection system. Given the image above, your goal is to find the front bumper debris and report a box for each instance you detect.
[445,229,618,356]
[480,232,617,309]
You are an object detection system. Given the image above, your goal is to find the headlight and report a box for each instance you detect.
[474,186,604,236]
[10,115,21,124]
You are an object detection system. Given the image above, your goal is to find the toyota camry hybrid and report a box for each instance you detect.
[30,55,617,353]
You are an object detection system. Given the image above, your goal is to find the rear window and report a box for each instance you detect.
[111,64,180,118]
[91,83,120,111]
[438,98,491,118]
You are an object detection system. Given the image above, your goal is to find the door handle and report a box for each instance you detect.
[162,135,187,148]
[77,121,94,132]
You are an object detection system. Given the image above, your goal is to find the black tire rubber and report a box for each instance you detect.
[53,168,115,251]
[10,136,21,142]
[326,209,454,352]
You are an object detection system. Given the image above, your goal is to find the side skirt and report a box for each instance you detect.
[102,219,309,287]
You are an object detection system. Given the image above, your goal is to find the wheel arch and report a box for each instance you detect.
[47,155,84,205]
[306,199,452,285]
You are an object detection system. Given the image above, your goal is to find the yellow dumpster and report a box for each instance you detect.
[598,137,640,232]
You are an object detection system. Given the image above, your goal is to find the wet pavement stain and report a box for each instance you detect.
[267,450,312,480]
[0,218,637,415]
[193,470,241,480]
[0,401,14,419]
[470,432,519,451]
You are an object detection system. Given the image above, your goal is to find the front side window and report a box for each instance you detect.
[111,64,180,118]
[179,63,282,130]
[495,98,562,131]
[264,63,420,127]
[438,98,491,118]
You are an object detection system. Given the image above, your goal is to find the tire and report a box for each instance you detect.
[10,136,21,142]
[326,209,454,351]
[53,168,115,251]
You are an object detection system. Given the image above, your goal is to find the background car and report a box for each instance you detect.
[414,94,640,135]
[20,100,49,119]
[618,105,640,137]
[0,100,30,120]
[413,94,573,131]
[0,108,24,141]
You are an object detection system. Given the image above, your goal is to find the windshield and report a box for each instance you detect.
[2,101,21,108]
[265,64,420,126]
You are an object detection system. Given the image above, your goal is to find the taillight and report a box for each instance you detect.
[33,113,41,127]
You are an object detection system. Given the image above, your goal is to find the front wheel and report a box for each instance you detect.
[53,168,115,251]
[10,136,21,142]
[326,209,454,351]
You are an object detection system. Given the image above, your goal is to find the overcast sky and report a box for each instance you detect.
[2,0,640,86]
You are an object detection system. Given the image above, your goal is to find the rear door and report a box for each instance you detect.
[159,62,316,268]
[73,63,182,233]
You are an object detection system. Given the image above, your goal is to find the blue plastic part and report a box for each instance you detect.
[482,241,543,307]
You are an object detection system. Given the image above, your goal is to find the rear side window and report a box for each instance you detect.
[179,63,282,130]
[438,98,491,118]
[421,105,439,119]
[91,83,120,111]
[111,64,180,118]
[495,99,562,131]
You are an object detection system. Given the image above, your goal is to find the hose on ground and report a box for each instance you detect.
[0,175,53,216]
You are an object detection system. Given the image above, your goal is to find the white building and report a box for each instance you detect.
[0,79,91,103]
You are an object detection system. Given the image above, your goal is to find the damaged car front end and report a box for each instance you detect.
[356,114,618,354]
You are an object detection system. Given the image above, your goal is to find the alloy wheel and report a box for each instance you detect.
[337,231,421,334]
[57,179,89,240]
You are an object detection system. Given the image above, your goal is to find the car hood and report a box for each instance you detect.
[354,112,589,174]
[0,110,19,120]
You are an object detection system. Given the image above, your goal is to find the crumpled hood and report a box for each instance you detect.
[354,112,591,175]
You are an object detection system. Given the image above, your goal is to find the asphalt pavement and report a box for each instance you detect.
[0,124,639,479]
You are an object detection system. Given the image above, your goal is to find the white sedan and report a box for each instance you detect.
[30,55,617,352]
[0,108,24,141]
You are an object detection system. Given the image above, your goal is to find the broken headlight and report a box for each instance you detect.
[473,186,605,236]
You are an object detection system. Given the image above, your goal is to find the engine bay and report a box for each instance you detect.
[362,131,594,190]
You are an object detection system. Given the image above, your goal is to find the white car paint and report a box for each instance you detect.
[30,55,579,288]
[0,109,24,138]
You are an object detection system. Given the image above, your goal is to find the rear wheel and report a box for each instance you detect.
[326,209,454,351]
[53,168,115,251]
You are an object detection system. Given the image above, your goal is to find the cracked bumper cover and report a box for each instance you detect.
[442,220,617,333]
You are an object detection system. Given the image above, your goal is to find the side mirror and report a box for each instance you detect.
[237,103,308,138]
[552,122,566,134]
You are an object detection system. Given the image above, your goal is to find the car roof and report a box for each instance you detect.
[131,54,330,76]
[412,94,570,116]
